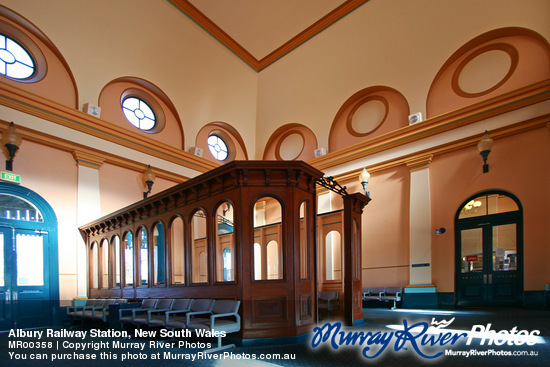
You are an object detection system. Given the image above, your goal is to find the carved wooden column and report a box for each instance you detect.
[343,192,370,326]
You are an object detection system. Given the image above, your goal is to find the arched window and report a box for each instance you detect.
[100,239,108,289]
[138,228,148,286]
[123,232,133,287]
[91,242,99,289]
[111,235,121,288]
[152,223,165,286]
[253,197,283,280]
[325,230,342,281]
[192,210,207,283]
[170,217,185,285]
[216,201,234,282]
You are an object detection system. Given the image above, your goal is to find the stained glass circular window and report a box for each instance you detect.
[122,97,156,131]
[207,135,229,161]
[0,34,35,80]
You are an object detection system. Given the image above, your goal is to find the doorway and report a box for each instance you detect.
[455,191,523,307]
[0,183,59,330]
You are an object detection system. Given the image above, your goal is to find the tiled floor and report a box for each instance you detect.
[1,308,549,366]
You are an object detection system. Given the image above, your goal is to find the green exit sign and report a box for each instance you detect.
[1,171,21,183]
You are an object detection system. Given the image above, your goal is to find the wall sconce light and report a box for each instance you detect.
[477,130,493,173]
[2,122,22,171]
[359,167,371,198]
[143,165,156,199]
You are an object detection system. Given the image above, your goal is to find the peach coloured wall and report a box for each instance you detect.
[99,162,179,216]
[1,0,259,156]
[430,127,550,292]
[255,0,550,158]
[10,140,78,304]
[340,166,410,289]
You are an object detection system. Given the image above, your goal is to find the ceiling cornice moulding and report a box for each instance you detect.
[0,82,218,174]
[169,0,370,72]
[309,79,550,172]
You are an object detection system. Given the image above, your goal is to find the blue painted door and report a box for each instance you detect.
[0,227,52,330]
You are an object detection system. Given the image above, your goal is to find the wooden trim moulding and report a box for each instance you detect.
[0,120,190,184]
[170,0,370,72]
[309,79,550,172]
[0,82,218,174]
[330,113,550,185]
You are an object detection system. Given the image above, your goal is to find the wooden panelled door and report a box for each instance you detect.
[455,191,523,307]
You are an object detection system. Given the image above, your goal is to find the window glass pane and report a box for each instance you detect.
[112,236,120,287]
[488,194,519,215]
[92,242,99,288]
[0,34,35,79]
[493,224,517,271]
[139,228,148,286]
[222,248,232,281]
[458,197,486,219]
[266,240,280,279]
[325,231,341,280]
[101,240,108,288]
[207,135,229,161]
[0,194,43,222]
[122,97,156,131]
[461,228,483,273]
[254,243,261,280]
[124,232,133,286]
[16,233,43,286]
[299,202,309,280]
[153,223,165,285]
[459,193,519,219]
[216,202,234,282]
[253,197,283,280]
[170,217,185,284]
[192,210,207,283]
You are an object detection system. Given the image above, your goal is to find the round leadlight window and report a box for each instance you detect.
[0,34,35,80]
[207,135,229,161]
[122,97,156,131]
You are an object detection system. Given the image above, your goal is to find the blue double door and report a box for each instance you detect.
[0,226,53,330]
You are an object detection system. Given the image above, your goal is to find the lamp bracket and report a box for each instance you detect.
[316,176,349,197]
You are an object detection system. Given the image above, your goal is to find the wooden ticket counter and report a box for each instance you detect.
[80,161,326,341]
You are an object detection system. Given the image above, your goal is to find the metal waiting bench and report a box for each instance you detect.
[362,287,402,309]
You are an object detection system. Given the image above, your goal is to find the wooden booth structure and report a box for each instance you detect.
[79,161,369,342]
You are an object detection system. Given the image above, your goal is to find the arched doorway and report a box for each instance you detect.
[0,183,59,330]
[455,190,523,307]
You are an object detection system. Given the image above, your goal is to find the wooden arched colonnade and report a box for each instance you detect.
[79,161,370,341]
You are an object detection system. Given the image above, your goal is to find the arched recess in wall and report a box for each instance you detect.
[195,121,248,163]
[263,123,318,161]
[98,77,184,150]
[427,27,550,118]
[328,86,409,153]
[0,5,78,108]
